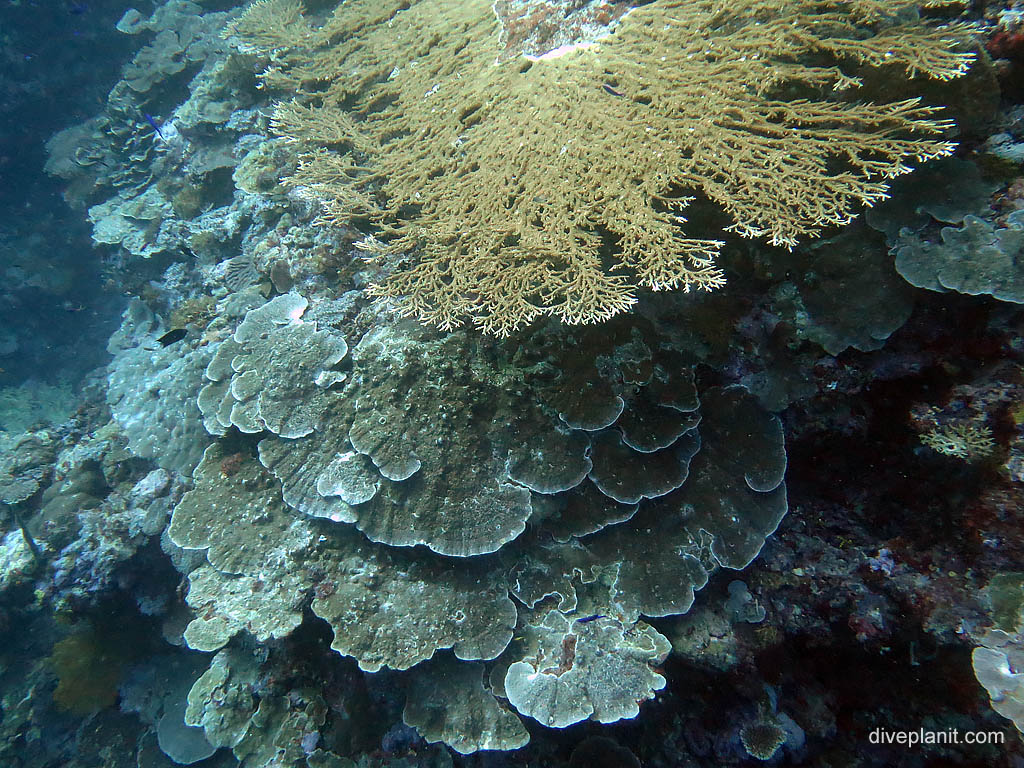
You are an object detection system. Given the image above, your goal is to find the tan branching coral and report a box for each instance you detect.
[921,422,996,460]
[222,0,312,54]
[229,0,972,335]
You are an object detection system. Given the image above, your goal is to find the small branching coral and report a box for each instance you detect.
[921,422,996,461]
[227,0,974,336]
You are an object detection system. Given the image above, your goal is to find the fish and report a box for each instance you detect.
[602,84,624,97]
[575,613,605,624]
[156,328,187,347]
[143,112,165,141]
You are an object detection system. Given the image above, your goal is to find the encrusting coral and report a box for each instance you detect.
[226,0,975,335]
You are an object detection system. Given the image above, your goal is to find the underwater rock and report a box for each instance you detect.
[725,580,767,624]
[666,601,745,671]
[568,736,641,768]
[47,470,179,611]
[0,530,35,592]
[492,0,632,61]
[0,430,55,505]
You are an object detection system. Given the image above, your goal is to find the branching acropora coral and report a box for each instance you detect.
[921,422,996,460]
[227,0,974,335]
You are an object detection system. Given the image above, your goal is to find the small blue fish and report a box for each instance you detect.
[575,614,605,624]
[144,112,165,141]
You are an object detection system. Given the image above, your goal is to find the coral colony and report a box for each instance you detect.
[3,0,1024,766]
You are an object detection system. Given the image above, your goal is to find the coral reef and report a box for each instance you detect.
[7,1,1024,767]
[739,719,788,761]
[973,631,1024,733]
[148,277,784,747]
[503,611,671,727]
[49,624,132,716]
